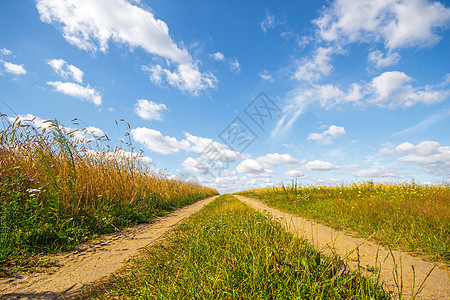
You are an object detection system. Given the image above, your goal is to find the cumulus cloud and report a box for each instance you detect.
[380,140,450,176]
[130,127,243,163]
[370,71,449,107]
[134,99,167,121]
[394,141,450,175]
[36,0,190,63]
[368,50,401,69]
[259,69,274,82]
[2,61,26,75]
[314,0,450,49]
[182,157,212,175]
[142,63,217,95]
[303,160,335,171]
[210,52,225,61]
[294,47,334,82]
[9,114,106,143]
[283,170,304,177]
[256,153,301,168]
[308,125,346,145]
[236,159,267,175]
[131,127,190,155]
[70,126,105,142]
[273,71,449,136]
[85,149,152,164]
[47,81,102,105]
[36,0,219,94]
[354,167,397,178]
[185,133,243,162]
[7,114,52,129]
[48,58,83,83]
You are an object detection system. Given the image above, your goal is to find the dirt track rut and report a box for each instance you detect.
[0,195,219,299]
[235,195,449,300]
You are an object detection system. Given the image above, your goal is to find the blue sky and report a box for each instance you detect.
[1,0,449,193]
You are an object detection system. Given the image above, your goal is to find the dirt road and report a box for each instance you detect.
[0,195,219,300]
[235,195,449,300]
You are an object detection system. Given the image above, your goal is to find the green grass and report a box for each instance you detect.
[82,195,391,299]
[236,182,450,264]
[0,117,218,276]
[0,170,210,277]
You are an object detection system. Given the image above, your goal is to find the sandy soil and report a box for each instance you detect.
[0,195,219,300]
[235,195,449,300]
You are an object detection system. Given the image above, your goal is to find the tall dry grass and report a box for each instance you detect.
[0,115,217,211]
[0,115,217,275]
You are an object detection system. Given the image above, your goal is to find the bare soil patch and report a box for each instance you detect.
[0,196,219,300]
[235,195,449,300]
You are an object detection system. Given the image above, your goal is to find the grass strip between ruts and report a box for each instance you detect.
[84,194,391,299]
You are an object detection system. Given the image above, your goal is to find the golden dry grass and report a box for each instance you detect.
[0,115,217,211]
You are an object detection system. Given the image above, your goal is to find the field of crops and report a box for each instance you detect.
[0,116,218,276]
[237,182,450,264]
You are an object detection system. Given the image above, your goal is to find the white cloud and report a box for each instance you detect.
[236,159,271,175]
[2,61,26,75]
[47,81,102,105]
[284,170,304,177]
[308,125,346,145]
[9,114,106,144]
[7,114,51,129]
[261,13,276,33]
[370,71,449,107]
[229,58,240,73]
[142,63,217,95]
[259,69,274,82]
[86,149,152,164]
[383,140,450,176]
[185,133,243,162]
[316,84,346,108]
[130,128,241,161]
[182,157,212,175]
[294,47,334,82]
[210,52,225,61]
[36,0,220,94]
[273,71,449,136]
[48,58,83,83]
[36,0,190,63]
[256,153,301,168]
[314,0,450,49]
[70,126,105,142]
[345,83,364,103]
[0,48,12,55]
[209,52,240,74]
[131,127,190,155]
[304,160,335,171]
[368,50,401,68]
[134,99,167,121]
[354,167,397,178]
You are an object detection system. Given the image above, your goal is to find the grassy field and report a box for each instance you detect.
[0,116,218,276]
[236,182,449,264]
[83,195,391,299]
